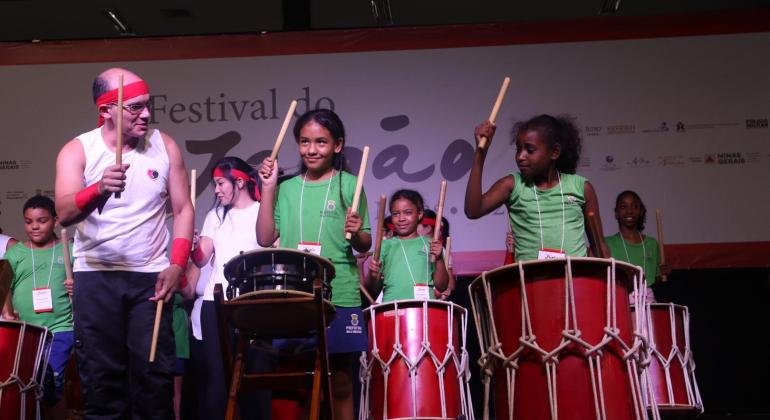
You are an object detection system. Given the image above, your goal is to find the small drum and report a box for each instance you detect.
[223,248,334,301]
[634,303,703,417]
[360,299,474,420]
[469,257,648,420]
[0,320,53,420]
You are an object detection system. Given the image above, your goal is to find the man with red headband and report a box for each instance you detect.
[54,67,193,418]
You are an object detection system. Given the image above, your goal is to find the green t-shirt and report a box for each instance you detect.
[379,236,435,302]
[172,293,189,359]
[274,171,371,307]
[605,233,660,286]
[508,173,587,262]
[6,242,74,333]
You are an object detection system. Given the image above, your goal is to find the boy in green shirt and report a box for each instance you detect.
[2,195,74,415]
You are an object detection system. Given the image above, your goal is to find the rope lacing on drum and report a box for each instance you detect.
[0,322,53,417]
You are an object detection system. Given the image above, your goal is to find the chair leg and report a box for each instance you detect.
[225,336,247,420]
[309,352,322,420]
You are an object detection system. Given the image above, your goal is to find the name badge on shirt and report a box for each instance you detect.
[32,288,54,313]
[538,248,566,260]
[298,242,322,256]
[413,284,431,300]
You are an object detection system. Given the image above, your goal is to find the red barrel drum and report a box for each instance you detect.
[469,257,648,420]
[360,299,473,420]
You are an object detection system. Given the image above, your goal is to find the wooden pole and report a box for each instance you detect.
[270,100,298,160]
[346,146,370,240]
[477,76,510,150]
[189,169,197,210]
[431,180,448,262]
[656,209,668,282]
[149,300,164,362]
[115,73,124,198]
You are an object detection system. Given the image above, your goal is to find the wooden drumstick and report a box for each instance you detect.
[115,74,124,199]
[149,300,163,362]
[60,228,74,282]
[346,146,370,240]
[656,209,668,282]
[587,212,605,259]
[270,100,298,160]
[190,169,197,210]
[478,76,510,150]
[373,195,387,261]
[444,236,452,271]
[430,180,447,263]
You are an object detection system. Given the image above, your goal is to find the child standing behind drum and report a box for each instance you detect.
[366,190,449,302]
[2,195,73,419]
[605,190,671,302]
[465,115,610,260]
[257,108,372,420]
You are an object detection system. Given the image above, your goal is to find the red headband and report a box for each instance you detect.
[420,217,436,227]
[95,81,150,127]
[213,167,261,201]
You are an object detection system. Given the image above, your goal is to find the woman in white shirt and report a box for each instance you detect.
[185,156,263,419]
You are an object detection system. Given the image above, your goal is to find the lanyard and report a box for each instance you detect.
[31,242,56,289]
[532,171,566,252]
[299,170,335,244]
[620,232,647,270]
[397,236,430,285]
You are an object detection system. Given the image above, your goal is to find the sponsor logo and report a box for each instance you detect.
[606,125,636,135]
[746,152,760,163]
[704,154,716,164]
[626,156,652,167]
[147,169,159,179]
[350,314,359,326]
[35,189,55,199]
[716,152,745,165]
[585,126,602,136]
[688,156,703,164]
[6,191,28,200]
[746,118,768,129]
[346,313,363,334]
[658,155,685,167]
[325,200,336,212]
[675,121,739,132]
[0,159,30,170]
[579,156,591,168]
[601,155,619,171]
[641,122,670,133]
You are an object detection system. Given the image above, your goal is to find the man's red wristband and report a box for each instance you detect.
[170,238,192,268]
[75,183,101,211]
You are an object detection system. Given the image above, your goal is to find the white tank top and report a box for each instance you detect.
[0,234,12,259]
[74,127,170,272]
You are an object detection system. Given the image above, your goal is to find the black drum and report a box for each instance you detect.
[223,248,335,300]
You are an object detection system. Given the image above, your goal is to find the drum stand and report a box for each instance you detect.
[214,279,336,420]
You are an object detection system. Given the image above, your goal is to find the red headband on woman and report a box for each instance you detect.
[95,81,150,127]
[213,167,261,201]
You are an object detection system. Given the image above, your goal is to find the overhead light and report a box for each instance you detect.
[104,9,133,35]
[599,0,622,15]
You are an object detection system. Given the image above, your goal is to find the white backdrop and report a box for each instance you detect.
[1,32,768,264]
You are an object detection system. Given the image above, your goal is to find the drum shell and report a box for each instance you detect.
[471,258,644,420]
[364,300,467,420]
[633,303,702,412]
[0,320,52,420]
